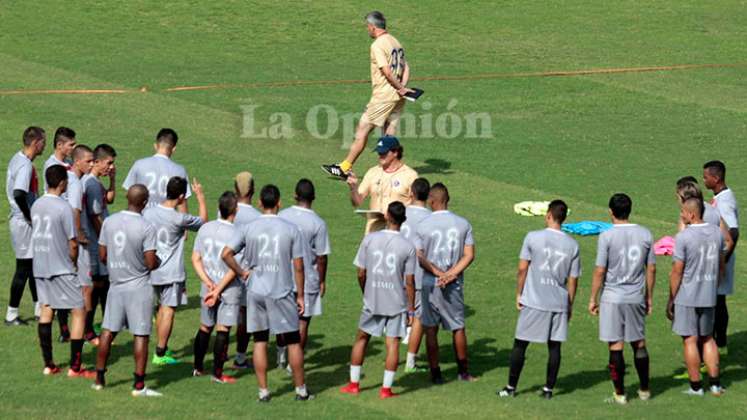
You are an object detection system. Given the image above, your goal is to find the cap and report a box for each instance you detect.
[373,135,400,154]
[235,172,254,196]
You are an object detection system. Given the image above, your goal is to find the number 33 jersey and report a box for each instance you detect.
[519,228,581,313]
[99,210,157,287]
[595,224,655,305]
[414,210,475,287]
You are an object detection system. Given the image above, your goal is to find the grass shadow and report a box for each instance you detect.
[412,159,454,175]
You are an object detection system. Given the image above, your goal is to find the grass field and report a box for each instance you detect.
[1,1,746,418]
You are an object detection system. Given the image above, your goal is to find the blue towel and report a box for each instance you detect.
[561,221,613,236]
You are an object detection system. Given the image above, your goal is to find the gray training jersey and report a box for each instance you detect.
[673,223,724,308]
[414,210,474,287]
[122,154,191,208]
[279,206,331,294]
[519,228,581,313]
[193,219,242,303]
[143,205,203,285]
[703,203,721,227]
[30,195,76,278]
[713,189,739,296]
[401,205,431,289]
[6,152,38,220]
[81,174,109,245]
[227,214,304,299]
[43,154,71,195]
[99,210,157,288]
[596,224,655,304]
[354,230,416,316]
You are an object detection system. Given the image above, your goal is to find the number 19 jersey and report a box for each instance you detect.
[595,224,655,304]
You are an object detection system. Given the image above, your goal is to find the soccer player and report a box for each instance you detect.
[498,200,580,399]
[81,144,117,343]
[322,11,413,179]
[702,161,739,350]
[192,192,241,384]
[588,194,655,404]
[400,177,431,373]
[222,184,313,402]
[278,179,331,367]
[347,136,418,233]
[32,165,94,378]
[42,127,76,191]
[667,197,725,396]
[232,171,261,369]
[5,126,45,326]
[143,176,207,365]
[123,128,190,211]
[93,184,162,397]
[415,183,476,384]
[340,201,416,398]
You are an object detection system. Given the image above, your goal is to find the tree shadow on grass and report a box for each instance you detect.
[412,159,454,176]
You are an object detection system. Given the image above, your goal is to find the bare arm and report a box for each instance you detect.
[92,214,104,236]
[221,247,249,280]
[437,244,475,287]
[357,267,366,293]
[379,64,411,95]
[99,245,107,265]
[515,259,529,310]
[588,266,606,315]
[400,61,410,87]
[73,209,87,245]
[68,239,78,265]
[725,225,739,261]
[144,250,160,271]
[105,167,116,204]
[191,251,215,291]
[346,172,367,208]
[293,257,305,298]
[567,276,579,308]
[668,260,684,320]
[417,249,445,278]
[191,178,208,222]
[317,255,328,297]
[645,264,656,315]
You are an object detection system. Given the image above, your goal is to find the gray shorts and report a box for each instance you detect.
[154,282,187,307]
[515,306,568,343]
[77,248,93,287]
[302,292,322,318]
[421,283,465,331]
[102,285,154,336]
[359,308,408,338]
[599,302,646,343]
[672,305,715,337]
[36,274,83,309]
[246,291,299,334]
[86,242,107,276]
[414,289,422,318]
[200,300,240,328]
[9,218,32,259]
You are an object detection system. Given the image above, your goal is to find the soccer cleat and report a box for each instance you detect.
[212,375,237,384]
[404,365,428,374]
[682,387,704,396]
[339,382,360,395]
[93,323,102,336]
[709,385,726,396]
[672,371,690,380]
[67,368,96,379]
[164,349,176,357]
[321,164,349,180]
[58,332,70,343]
[497,386,516,398]
[192,369,204,377]
[258,395,272,403]
[232,359,253,370]
[91,383,104,391]
[295,393,315,401]
[286,363,293,376]
[540,388,553,400]
[605,393,628,405]
[84,332,100,347]
[637,389,651,401]
[152,354,180,365]
[131,387,163,397]
[379,387,398,399]
[431,375,445,385]
[43,365,61,376]
[5,317,28,326]
[458,373,478,382]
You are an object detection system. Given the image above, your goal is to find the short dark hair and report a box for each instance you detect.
[703,160,726,181]
[53,127,76,147]
[23,126,45,146]
[166,176,188,200]
[608,193,632,220]
[156,128,178,147]
[388,201,406,226]
[393,145,403,160]
[260,184,280,209]
[93,144,117,160]
[45,165,68,189]
[72,144,93,161]
[295,178,315,202]
[411,178,430,201]
[219,191,238,219]
[683,196,705,219]
[548,199,568,223]
[676,176,698,188]
[429,182,450,204]
[365,11,386,29]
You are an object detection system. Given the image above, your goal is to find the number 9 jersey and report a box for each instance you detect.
[99,210,158,287]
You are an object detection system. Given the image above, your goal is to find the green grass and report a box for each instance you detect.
[1,1,746,418]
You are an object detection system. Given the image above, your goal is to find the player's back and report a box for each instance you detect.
[597,224,654,304]
[42,155,70,194]
[124,155,190,207]
[143,204,203,284]
[235,203,261,227]
[194,220,240,300]
[6,152,37,218]
[278,206,330,293]
[370,33,404,102]
[30,194,75,278]
[80,173,109,242]
[415,210,474,285]
[401,205,431,288]
[674,223,723,308]
[100,210,156,288]
[356,230,415,316]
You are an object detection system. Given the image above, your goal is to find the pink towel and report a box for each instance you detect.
[654,236,675,256]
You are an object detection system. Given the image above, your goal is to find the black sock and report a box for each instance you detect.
[85,310,95,335]
[57,310,70,336]
[156,346,167,357]
[690,380,703,391]
[193,330,211,371]
[9,259,33,308]
[633,346,650,391]
[96,368,106,386]
[508,339,529,388]
[456,358,469,375]
[546,341,562,390]
[70,339,84,371]
[608,350,625,395]
[37,322,54,367]
[715,295,728,348]
[213,331,230,378]
[98,280,109,314]
[236,329,250,354]
[430,366,442,380]
[709,376,720,387]
[133,373,145,390]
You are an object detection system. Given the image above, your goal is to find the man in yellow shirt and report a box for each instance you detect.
[347,136,418,233]
[323,11,414,180]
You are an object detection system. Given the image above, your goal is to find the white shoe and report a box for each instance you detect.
[132,387,163,397]
[637,389,651,401]
[286,363,293,376]
[605,393,628,405]
[709,385,725,396]
[682,387,704,396]
[91,383,104,391]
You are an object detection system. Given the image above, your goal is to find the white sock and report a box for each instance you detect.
[258,388,270,399]
[543,386,553,393]
[34,301,41,318]
[406,352,417,369]
[295,384,308,397]
[6,306,18,322]
[350,365,361,383]
[235,352,246,363]
[383,370,396,388]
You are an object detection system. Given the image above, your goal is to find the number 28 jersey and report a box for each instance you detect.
[414,210,475,287]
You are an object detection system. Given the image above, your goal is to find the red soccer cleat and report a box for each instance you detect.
[212,375,237,384]
[68,368,96,379]
[340,382,360,395]
[379,387,398,399]
[43,365,61,376]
